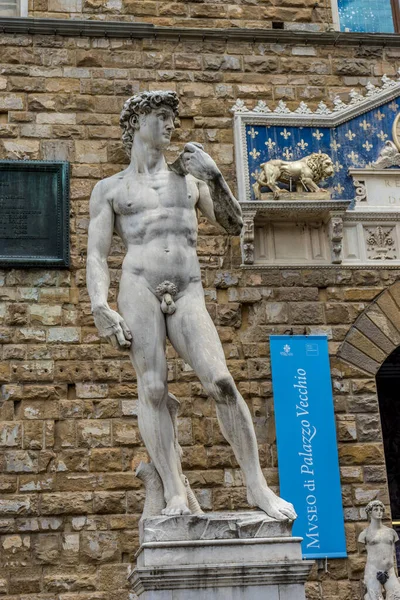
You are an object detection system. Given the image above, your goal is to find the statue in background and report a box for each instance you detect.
[358,500,400,599]
[86,90,297,521]
[253,152,334,200]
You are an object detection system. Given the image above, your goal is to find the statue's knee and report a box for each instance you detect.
[213,375,237,404]
[141,375,167,406]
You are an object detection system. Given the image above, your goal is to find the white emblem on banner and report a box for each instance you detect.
[281,344,293,356]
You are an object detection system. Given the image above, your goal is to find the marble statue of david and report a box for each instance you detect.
[86,90,296,521]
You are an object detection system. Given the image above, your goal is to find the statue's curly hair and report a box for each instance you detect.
[365,499,385,518]
[119,90,179,157]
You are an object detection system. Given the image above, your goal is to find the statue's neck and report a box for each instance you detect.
[369,519,382,532]
[129,137,168,175]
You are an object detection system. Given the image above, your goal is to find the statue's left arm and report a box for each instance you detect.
[182,142,243,236]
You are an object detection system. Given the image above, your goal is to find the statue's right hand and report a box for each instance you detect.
[92,305,132,350]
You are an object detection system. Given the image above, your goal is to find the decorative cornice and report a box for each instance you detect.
[240,263,400,270]
[2,17,400,45]
[344,211,400,221]
[131,562,312,592]
[0,16,155,37]
[240,200,351,219]
[231,74,400,127]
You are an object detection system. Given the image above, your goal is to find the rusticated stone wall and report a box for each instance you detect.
[0,29,400,600]
[27,0,333,30]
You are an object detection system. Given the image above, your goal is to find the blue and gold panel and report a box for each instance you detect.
[246,100,399,201]
[338,0,395,33]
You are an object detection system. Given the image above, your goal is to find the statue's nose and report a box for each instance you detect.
[166,117,175,131]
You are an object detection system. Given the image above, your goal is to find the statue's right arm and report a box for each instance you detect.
[358,529,366,545]
[86,182,132,349]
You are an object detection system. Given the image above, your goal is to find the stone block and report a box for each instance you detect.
[0,495,38,516]
[364,466,387,483]
[0,94,24,110]
[33,533,61,563]
[338,343,379,376]
[336,415,357,442]
[338,443,384,465]
[40,492,93,515]
[11,360,54,382]
[80,531,120,563]
[368,305,400,345]
[227,287,261,303]
[265,302,288,324]
[76,383,108,399]
[75,140,108,163]
[22,421,44,449]
[48,0,82,11]
[355,414,382,442]
[289,302,324,324]
[112,419,140,445]
[353,486,382,505]
[244,56,278,73]
[93,491,126,514]
[0,422,21,447]
[340,466,363,483]
[4,450,38,473]
[216,304,241,328]
[77,420,111,448]
[334,59,371,75]
[1,140,40,160]
[345,329,386,363]
[30,304,62,325]
[132,512,312,599]
[16,328,46,342]
[9,569,41,594]
[47,327,80,343]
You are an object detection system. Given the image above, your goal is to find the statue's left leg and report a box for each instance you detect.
[300,176,321,193]
[166,284,297,521]
[385,569,400,599]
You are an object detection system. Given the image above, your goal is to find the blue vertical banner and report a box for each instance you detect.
[270,335,347,559]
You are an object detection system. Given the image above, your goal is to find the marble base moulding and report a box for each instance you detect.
[129,511,314,600]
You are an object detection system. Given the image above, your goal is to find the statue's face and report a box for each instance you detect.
[137,105,175,149]
[371,504,384,520]
[323,159,334,177]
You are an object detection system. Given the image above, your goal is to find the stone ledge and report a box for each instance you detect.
[2,16,400,46]
[139,511,292,543]
[130,562,313,593]
[241,199,351,222]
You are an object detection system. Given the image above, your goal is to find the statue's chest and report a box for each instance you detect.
[112,173,193,216]
[367,529,392,546]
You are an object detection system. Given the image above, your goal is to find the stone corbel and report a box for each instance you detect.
[241,210,258,265]
[328,214,344,264]
[353,179,367,204]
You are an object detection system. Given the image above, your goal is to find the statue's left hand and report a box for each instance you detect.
[181,142,221,182]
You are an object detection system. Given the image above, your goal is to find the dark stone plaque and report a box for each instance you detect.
[0,160,69,267]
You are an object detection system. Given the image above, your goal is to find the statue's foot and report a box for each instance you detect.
[161,495,191,516]
[248,482,297,521]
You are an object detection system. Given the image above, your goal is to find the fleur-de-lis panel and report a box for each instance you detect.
[244,99,399,201]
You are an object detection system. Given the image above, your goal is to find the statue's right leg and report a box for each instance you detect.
[364,580,384,600]
[118,274,190,516]
[265,164,281,197]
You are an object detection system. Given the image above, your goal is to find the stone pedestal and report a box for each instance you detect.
[129,511,313,599]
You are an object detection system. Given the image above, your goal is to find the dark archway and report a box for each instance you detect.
[376,346,400,522]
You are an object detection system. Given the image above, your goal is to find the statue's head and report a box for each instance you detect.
[365,500,385,521]
[306,152,334,181]
[120,90,179,157]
